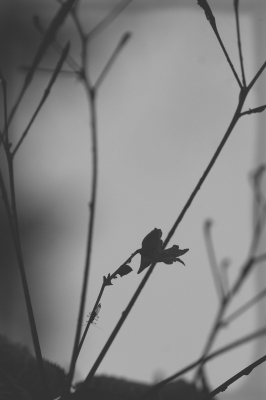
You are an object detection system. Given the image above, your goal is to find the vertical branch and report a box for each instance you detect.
[4,153,50,399]
[66,2,133,391]
[0,69,8,141]
[66,83,98,390]
[0,71,50,398]
[204,220,225,302]
[234,0,246,87]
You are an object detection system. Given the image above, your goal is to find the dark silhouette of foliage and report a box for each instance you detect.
[0,335,66,400]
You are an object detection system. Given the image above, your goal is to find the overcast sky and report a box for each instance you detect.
[2,1,266,399]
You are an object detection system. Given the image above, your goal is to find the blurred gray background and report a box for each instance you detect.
[0,1,266,399]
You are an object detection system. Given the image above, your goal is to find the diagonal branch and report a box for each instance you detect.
[72,86,249,399]
[202,354,266,399]
[88,0,134,39]
[12,43,70,157]
[142,325,266,399]
[94,32,131,89]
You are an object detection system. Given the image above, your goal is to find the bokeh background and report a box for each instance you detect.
[1,0,266,399]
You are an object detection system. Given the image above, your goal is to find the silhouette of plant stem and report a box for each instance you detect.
[66,79,97,395]
[88,0,134,40]
[204,219,225,302]
[32,15,79,72]
[65,3,133,394]
[193,247,266,385]
[202,353,266,400]
[222,283,266,327]
[7,0,76,128]
[71,249,140,368]
[2,3,266,399]
[2,152,50,399]
[197,0,242,88]
[142,325,266,399]
[234,0,246,87]
[193,172,266,385]
[73,46,266,392]
[0,4,76,399]
[94,32,131,90]
[12,43,70,156]
[0,72,58,398]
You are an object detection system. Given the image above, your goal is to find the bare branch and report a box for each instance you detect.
[94,32,131,89]
[202,354,266,399]
[197,0,242,88]
[204,219,225,302]
[88,0,134,39]
[12,42,70,156]
[234,0,246,86]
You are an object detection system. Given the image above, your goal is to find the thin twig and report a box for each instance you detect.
[0,170,15,238]
[0,66,50,398]
[66,85,97,394]
[197,0,242,88]
[248,59,266,91]
[66,1,134,393]
[202,353,266,400]
[194,253,264,382]
[214,27,242,88]
[74,283,105,363]
[4,154,50,399]
[163,88,248,249]
[142,325,266,399]
[220,258,230,296]
[88,0,134,40]
[231,224,266,297]
[12,43,70,157]
[94,32,131,89]
[70,248,140,368]
[204,219,225,302]
[194,251,265,383]
[234,0,246,87]
[0,69,8,141]
[222,286,266,327]
[7,0,76,127]
[33,15,80,72]
[72,262,158,399]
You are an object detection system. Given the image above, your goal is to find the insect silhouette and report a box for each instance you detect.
[86,303,104,330]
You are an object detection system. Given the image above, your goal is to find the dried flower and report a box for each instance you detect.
[104,264,133,286]
[138,228,189,274]
[114,264,133,278]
